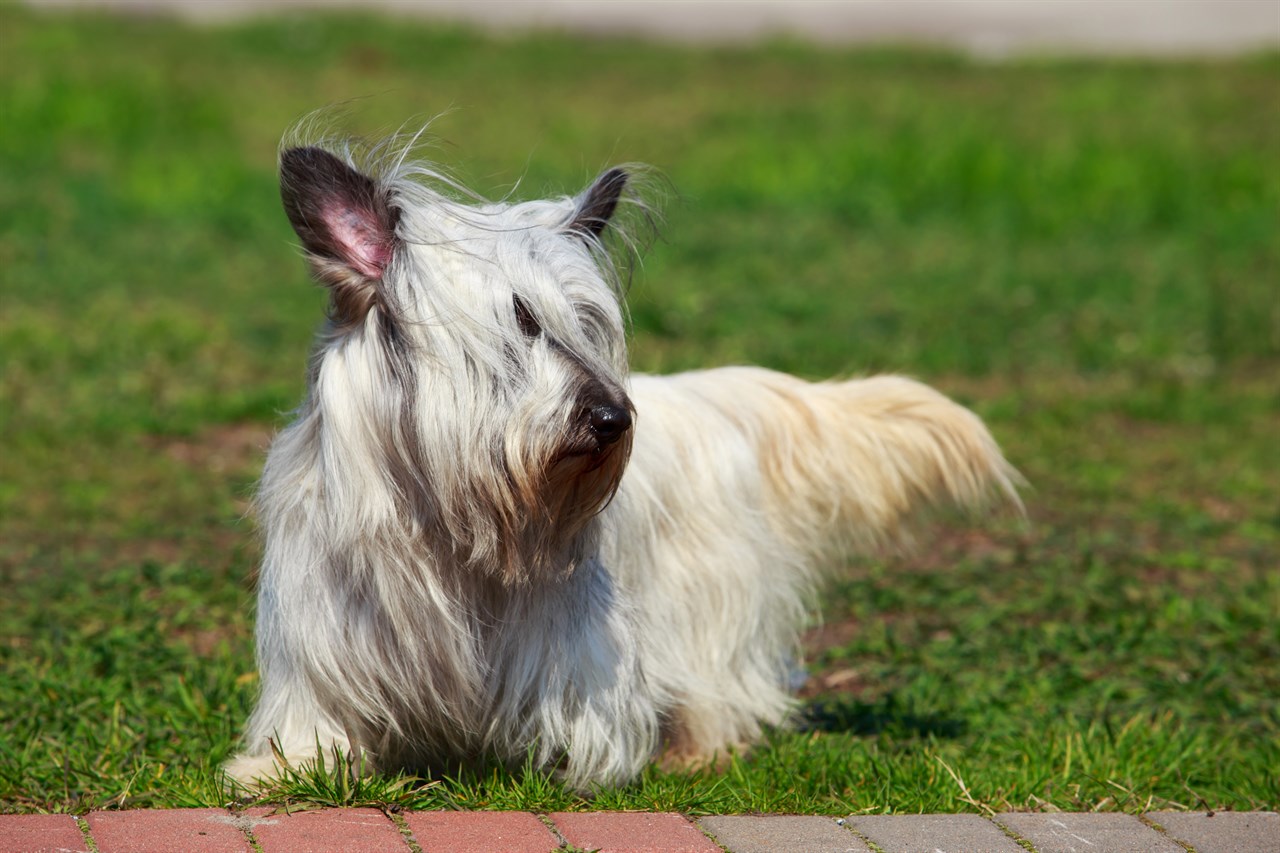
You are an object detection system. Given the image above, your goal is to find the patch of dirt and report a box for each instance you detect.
[796,663,873,700]
[174,625,252,657]
[802,617,863,654]
[798,616,873,699]
[797,522,1029,699]
[893,525,1021,574]
[4,423,273,578]
[151,422,275,476]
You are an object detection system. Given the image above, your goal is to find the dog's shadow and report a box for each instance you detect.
[798,694,966,739]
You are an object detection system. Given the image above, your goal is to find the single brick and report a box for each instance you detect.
[86,809,253,853]
[699,815,871,853]
[850,814,1025,853]
[997,812,1183,853]
[0,814,88,853]
[404,811,556,853]
[246,806,407,853]
[550,812,721,853]
[1145,810,1280,853]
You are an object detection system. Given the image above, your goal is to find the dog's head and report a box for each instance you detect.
[278,142,639,583]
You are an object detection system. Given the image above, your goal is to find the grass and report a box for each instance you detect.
[1,5,1277,815]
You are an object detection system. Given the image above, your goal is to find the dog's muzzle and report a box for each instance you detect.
[589,405,632,446]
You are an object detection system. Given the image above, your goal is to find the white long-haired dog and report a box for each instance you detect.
[225,133,1020,791]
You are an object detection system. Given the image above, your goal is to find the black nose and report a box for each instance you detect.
[589,405,632,445]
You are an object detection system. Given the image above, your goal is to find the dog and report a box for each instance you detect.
[224,133,1020,792]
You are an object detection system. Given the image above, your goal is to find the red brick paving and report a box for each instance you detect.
[86,808,253,853]
[3,809,1279,852]
[404,810,557,853]
[245,806,407,853]
[0,814,88,853]
[550,812,722,853]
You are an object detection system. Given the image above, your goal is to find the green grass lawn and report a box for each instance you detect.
[1,5,1277,815]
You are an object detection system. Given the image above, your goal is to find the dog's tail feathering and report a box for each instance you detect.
[759,369,1021,557]
[811,375,1018,550]
[638,367,1022,565]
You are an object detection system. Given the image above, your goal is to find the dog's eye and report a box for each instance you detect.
[513,295,541,338]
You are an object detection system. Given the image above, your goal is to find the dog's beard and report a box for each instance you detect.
[493,427,633,585]
[386,413,633,589]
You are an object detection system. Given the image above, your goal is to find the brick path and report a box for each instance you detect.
[1,809,1276,853]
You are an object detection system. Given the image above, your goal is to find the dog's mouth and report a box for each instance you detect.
[553,436,627,470]
[492,401,634,584]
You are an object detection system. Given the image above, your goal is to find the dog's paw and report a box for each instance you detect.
[657,714,748,774]
[222,753,286,792]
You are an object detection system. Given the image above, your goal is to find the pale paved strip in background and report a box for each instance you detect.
[23,0,1280,57]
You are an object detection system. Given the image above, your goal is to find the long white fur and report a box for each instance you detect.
[225,135,1020,791]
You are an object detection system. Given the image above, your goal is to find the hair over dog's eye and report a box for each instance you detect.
[513,294,541,338]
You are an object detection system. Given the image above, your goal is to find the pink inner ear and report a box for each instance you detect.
[325,200,391,279]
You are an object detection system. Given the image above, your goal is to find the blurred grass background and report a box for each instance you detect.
[0,4,1276,814]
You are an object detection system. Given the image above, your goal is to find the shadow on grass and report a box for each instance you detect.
[800,695,966,739]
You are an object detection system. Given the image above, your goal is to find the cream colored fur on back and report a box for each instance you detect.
[605,368,1018,759]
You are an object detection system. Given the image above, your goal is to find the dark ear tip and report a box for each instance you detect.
[570,167,630,239]
[280,146,312,167]
[280,146,339,180]
[599,167,629,192]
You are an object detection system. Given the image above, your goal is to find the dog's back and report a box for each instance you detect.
[602,367,1020,762]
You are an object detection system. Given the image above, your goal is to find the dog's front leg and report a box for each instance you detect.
[224,562,361,791]
[485,559,661,792]
[223,647,358,790]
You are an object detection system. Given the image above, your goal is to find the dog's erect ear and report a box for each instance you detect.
[568,168,628,240]
[280,146,399,284]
